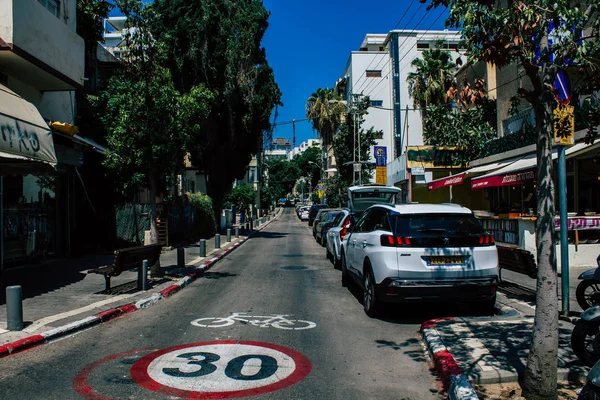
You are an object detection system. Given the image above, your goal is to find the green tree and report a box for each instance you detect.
[426,0,600,397]
[406,45,457,108]
[292,144,322,190]
[265,158,301,201]
[225,184,256,215]
[306,88,347,148]
[332,97,380,185]
[94,0,214,247]
[149,0,282,220]
[325,174,348,208]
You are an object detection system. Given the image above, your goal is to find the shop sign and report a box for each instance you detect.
[471,168,536,189]
[406,146,465,169]
[411,166,425,176]
[555,217,600,231]
[374,146,387,167]
[428,173,465,191]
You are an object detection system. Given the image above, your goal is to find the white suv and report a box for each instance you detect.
[340,203,499,317]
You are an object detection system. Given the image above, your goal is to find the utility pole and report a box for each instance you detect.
[292,119,296,149]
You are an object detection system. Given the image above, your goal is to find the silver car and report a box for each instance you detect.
[326,210,351,268]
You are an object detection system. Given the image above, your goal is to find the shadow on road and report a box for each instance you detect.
[253,231,289,239]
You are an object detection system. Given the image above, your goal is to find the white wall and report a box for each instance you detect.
[1,0,85,85]
[39,92,75,123]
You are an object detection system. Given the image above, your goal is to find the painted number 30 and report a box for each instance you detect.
[163,352,277,381]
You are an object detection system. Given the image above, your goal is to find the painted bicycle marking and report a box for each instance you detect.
[190,312,316,330]
[130,341,312,398]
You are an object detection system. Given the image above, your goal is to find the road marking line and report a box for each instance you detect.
[22,293,137,333]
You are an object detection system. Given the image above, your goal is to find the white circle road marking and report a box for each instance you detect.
[130,341,312,399]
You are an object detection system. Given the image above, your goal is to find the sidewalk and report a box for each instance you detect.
[422,267,592,399]
[0,209,282,355]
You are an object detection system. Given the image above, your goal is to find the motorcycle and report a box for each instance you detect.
[576,255,600,310]
[572,305,600,367]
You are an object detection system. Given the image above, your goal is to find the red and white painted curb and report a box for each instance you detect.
[420,318,479,400]
[0,225,277,358]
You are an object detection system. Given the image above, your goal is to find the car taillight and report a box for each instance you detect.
[479,234,495,246]
[340,227,347,239]
[380,234,412,247]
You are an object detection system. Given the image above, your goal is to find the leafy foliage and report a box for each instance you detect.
[325,174,349,208]
[306,88,347,147]
[149,0,282,216]
[225,184,256,214]
[407,44,457,108]
[188,192,217,236]
[422,99,497,165]
[265,158,301,201]
[292,144,322,189]
[332,97,380,184]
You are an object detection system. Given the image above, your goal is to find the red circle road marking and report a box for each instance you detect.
[130,340,312,399]
[73,348,154,400]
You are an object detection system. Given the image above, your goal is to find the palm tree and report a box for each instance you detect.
[406,46,457,108]
[305,88,347,149]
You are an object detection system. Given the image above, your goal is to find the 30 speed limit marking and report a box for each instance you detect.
[130,340,311,399]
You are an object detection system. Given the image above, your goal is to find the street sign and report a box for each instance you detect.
[131,341,312,398]
[554,104,575,146]
[353,163,361,172]
[411,166,425,175]
[374,146,387,167]
[376,166,387,185]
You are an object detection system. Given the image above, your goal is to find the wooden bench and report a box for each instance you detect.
[88,244,162,291]
[497,245,537,280]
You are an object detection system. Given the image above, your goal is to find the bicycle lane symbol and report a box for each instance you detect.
[190,312,317,331]
[130,341,312,399]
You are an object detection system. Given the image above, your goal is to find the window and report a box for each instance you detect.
[417,43,429,50]
[370,100,383,107]
[38,0,60,17]
[365,70,382,78]
[362,208,390,232]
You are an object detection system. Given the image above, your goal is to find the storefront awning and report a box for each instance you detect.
[470,142,590,189]
[427,157,523,191]
[0,84,56,168]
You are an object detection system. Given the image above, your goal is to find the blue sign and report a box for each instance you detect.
[374,146,387,167]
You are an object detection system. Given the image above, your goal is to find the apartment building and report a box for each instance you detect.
[337,30,464,191]
[0,0,107,270]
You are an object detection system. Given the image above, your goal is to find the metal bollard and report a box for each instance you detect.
[227,228,231,242]
[199,239,206,257]
[235,227,240,238]
[249,220,253,230]
[6,286,23,331]
[177,247,185,268]
[142,259,149,291]
[215,234,221,249]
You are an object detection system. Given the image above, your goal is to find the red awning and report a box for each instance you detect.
[427,173,465,190]
[471,167,536,189]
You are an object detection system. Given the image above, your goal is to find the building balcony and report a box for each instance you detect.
[0,0,85,90]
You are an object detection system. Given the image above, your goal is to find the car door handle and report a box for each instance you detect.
[352,240,357,246]
[362,240,368,248]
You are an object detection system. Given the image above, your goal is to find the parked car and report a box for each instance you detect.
[300,207,310,221]
[346,185,402,217]
[326,210,353,268]
[312,208,335,237]
[316,209,344,246]
[308,204,328,226]
[340,203,499,317]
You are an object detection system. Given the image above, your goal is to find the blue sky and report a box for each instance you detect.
[108,0,450,147]
[262,0,449,146]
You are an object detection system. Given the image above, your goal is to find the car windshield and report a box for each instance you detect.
[391,213,485,237]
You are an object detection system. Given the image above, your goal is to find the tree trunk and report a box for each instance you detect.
[523,76,559,399]
[148,170,162,277]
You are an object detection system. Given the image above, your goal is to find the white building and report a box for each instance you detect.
[287,139,321,160]
[337,31,464,194]
[102,16,128,59]
[0,0,92,268]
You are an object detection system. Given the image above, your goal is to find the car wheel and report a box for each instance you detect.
[341,252,349,287]
[334,254,341,270]
[321,235,326,247]
[363,268,381,318]
[326,248,333,263]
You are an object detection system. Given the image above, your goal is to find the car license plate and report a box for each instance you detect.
[428,256,464,265]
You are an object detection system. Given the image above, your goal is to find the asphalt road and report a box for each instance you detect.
[0,208,474,399]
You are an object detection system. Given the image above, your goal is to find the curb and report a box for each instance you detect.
[0,215,282,359]
[420,317,479,400]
